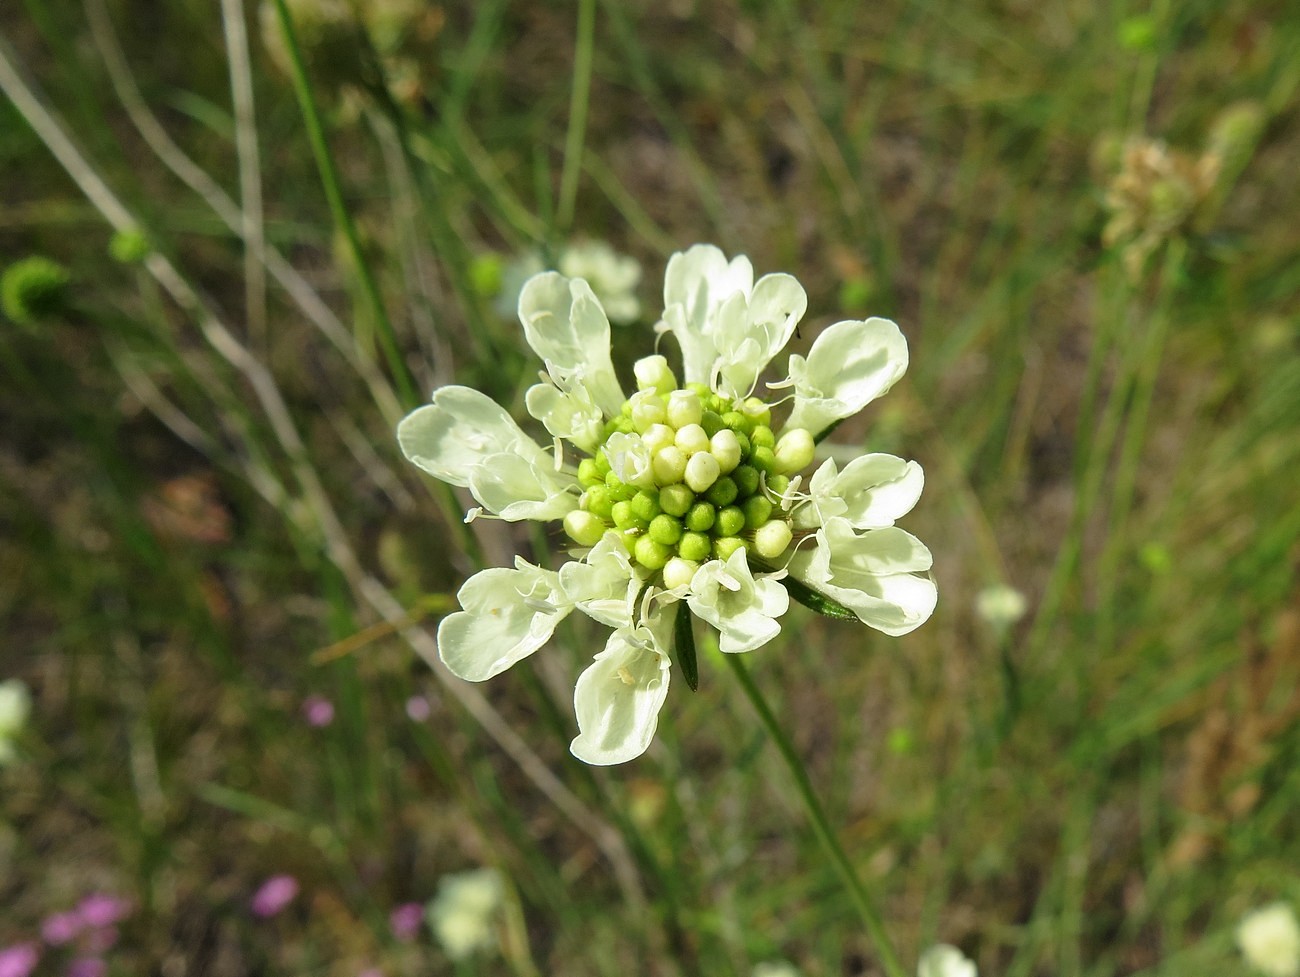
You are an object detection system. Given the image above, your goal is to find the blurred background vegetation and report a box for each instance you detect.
[2,0,1299,974]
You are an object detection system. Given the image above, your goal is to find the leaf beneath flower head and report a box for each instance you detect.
[675,601,699,692]
[777,574,861,621]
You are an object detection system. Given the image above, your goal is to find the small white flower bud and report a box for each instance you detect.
[710,429,741,473]
[642,423,676,455]
[674,423,710,455]
[629,390,667,432]
[652,445,688,485]
[1237,903,1300,977]
[666,389,702,429]
[773,428,815,475]
[633,354,676,394]
[684,451,721,493]
[661,557,699,590]
[563,510,608,547]
[753,519,793,559]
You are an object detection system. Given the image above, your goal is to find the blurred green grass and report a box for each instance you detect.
[1,0,1299,974]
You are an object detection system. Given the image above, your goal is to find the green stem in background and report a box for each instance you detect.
[268,0,418,410]
[723,653,909,977]
[558,0,596,231]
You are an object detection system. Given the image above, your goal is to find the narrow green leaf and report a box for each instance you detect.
[674,601,699,692]
[779,575,860,621]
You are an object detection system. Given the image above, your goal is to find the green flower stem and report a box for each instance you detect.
[558,0,596,231]
[268,0,418,410]
[723,653,908,977]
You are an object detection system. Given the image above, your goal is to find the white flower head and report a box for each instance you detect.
[752,962,804,977]
[558,240,643,324]
[918,945,978,977]
[0,679,31,766]
[975,584,1028,631]
[427,868,504,961]
[1238,903,1300,977]
[398,245,934,764]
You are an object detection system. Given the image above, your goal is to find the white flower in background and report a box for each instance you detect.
[427,868,503,961]
[975,583,1028,631]
[398,244,935,764]
[918,944,978,977]
[752,961,804,977]
[494,241,642,325]
[0,679,32,766]
[1238,903,1300,977]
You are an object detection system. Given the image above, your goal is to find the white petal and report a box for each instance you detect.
[525,382,604,454]
[397,386,548,487]
[659,245,754,384]
[785,318,909,436]
[559,534,642,629]
[518,273,625,415]
[834,454,924,528]
[603,431,656,489]
[570,616,673,765]
[918,945,978,977]
[467,452,577,522]
[437,564,569,681]
[687,548,789,654]
[714,273,807,398]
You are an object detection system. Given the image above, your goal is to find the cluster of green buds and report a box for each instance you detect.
[562,355,816,589]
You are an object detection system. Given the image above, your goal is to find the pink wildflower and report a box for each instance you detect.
[250,875,299,918]
[389,901,423,942]
[301,695,335,727]
[0,944,39,977]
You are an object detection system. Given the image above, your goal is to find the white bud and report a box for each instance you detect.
[710,429,741,473]
[753,519,793,559]
[675,423,710,455]
[629,390,667,432]
[633,354,677,394]
[642,423,676,455]
[563,510,607,547]
[666,389,703,429]
[662,557,699,591]
[652,445,688,485]
[684,451,721,493]
[773,428,815,475]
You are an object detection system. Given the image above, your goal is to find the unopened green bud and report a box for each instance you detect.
[585,484,613,519]
[659,483,694,517]
[666,389,703,428]
[715,505,745,537]
[678,531,712,562]
[713,536,746,562]
[563,510,607,547]
[751,445,776,474]
[742,397,771,428]
[705,475,738,507]
[652,445,688,485]
[684,451,721,493]
[630,489,661,523]
[721,410,749,434]
[742,494,773,529]
[648,513,684,546]
[774,428,815,474]
[684,501,716,533]
[754,519,793,559]
[700,410,724,437]
[710,429,741,473]
[766,474,790,498]
[594,450,611,475]
[612,500,647,531]
[734,431,752,457]
[732,464,760,498]
[605,472,635,501]
[750,425,776,449]
[633,354,677,394]
[686,382,712,399]
[109,228,151,264]
[662,557,699,590]
[634,535,672,570]
[578,458,603,486]
[675,423,710,455]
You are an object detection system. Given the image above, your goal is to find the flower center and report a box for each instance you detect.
[561,376,815,583]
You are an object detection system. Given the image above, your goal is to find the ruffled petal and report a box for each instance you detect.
[794,454,924,530]
[687,548,789,654]
[714,272,807,398]
[525,381,604,455]
[787,517,936,636]
[570,612,673,765]
[467,452,577,522]
[559,533,642,629]
[785,318,909,436]
[397,386,548,487]
[437,563,569,681]
[659,244,754,384]
[518,273,625,416]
